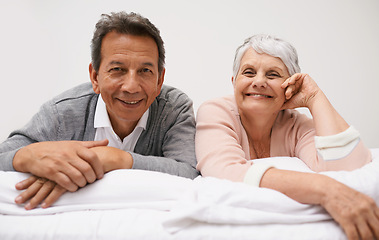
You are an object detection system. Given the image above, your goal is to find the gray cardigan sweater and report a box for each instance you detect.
[0,83,199,179]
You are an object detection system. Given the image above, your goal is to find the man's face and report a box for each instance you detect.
[90,31,164,135]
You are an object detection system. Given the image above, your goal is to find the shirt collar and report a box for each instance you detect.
[94,94,149,130]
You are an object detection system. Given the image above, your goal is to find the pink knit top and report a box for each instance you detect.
[196,95,371,183]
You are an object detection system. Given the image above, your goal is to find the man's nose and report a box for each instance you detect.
[120,72,141,93]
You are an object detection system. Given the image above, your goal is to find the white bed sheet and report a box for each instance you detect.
[0,148,378,240]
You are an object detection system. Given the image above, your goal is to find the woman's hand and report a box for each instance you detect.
[321,179,379,240]
[280,73,321,110]
[14,145,133,210]
[261,168,379,239]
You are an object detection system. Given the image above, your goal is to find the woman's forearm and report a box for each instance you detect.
[308,91,349,136]
[259,168,331,205]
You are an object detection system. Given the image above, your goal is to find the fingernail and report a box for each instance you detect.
[15,196,22,203]
[41,202,47,208]
[25,203,32,210]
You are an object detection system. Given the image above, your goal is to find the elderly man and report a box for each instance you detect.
[0,11,198,209]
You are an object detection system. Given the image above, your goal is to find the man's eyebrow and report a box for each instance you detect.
[109,61,124,66]
[142,62,155,67]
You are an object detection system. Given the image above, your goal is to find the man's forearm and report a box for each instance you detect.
[130,152,199,179]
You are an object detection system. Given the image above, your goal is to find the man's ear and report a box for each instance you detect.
[231,76,235,87]
[89,63,100,94]
[157,68,165,90]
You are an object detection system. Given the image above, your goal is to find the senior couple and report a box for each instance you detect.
[0,11,377,239]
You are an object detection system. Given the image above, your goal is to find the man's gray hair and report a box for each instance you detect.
[91,11,165,74]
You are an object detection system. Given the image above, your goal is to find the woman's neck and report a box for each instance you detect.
[239,111,279,159]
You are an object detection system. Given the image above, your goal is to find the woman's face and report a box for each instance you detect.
[233,48,290,117]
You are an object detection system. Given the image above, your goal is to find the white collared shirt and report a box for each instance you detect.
[94,95,149,151]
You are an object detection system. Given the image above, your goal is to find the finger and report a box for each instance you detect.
[44,150,93,188]
[63,164,88,188]
[285,85,296,99]
[51,171,79,192]
[76,147,105,180]
[79,139,109,148]
[342,223,359,240]
[355,217,374,240]
[281,78,291,88]
[15,178,47,205]
[286,73,302,85]
[367,208,379,239]
[25,180,56,210]
[41,185,67,209]
[69,157,97,184]
[15,175,38,190]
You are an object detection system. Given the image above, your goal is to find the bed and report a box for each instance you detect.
[0,148,378,240]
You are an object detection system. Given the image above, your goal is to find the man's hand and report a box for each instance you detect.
[14,144,133,210]
[15,176,66,210]
[91,146,133,172]
[13,140,108,192]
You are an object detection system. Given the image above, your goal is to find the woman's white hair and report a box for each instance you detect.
[232,34,301,79]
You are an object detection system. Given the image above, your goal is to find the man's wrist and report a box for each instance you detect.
[118,151,133,170]
[13,147,29,172]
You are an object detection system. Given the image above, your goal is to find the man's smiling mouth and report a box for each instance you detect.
[119,99,142,105]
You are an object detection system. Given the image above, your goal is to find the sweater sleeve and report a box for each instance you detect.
[274,110,372,172]
[0,83,98,171]
[195,96,255,183]
[0,99,60,171]
[298,129,372,172]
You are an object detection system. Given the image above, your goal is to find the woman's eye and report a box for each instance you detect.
[267,72,281,78]
[243,69,255,77]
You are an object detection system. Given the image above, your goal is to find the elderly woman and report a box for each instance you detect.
[196,34,379,239]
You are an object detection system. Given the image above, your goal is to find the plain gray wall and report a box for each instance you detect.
[0,0,378,147]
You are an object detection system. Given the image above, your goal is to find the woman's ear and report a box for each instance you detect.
[89,63,100,94]
[231,76,235,87]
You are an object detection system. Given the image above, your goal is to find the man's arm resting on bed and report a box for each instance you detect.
[13,140,108,192]
[260,168,379,240]
[15,145,133,210]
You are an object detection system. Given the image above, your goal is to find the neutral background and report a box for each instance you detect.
[0,0,378,147]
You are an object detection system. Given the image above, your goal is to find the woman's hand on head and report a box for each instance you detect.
[280,73,321,110]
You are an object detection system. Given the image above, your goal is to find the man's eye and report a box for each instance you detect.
[141,68,153,74]
[109,67,122,72]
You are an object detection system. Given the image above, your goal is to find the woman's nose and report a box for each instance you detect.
[252,74,267,88]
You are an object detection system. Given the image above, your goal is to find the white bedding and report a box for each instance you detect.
[0,148,378,240]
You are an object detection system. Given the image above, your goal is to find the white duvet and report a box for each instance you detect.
[0,148,378,240]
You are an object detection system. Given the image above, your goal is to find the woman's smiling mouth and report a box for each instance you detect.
[245,93,273,98]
